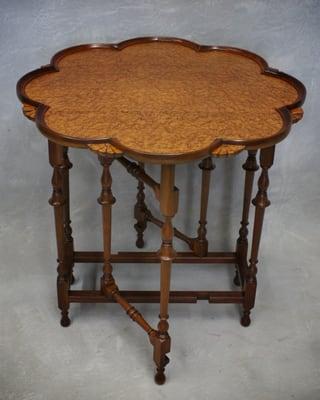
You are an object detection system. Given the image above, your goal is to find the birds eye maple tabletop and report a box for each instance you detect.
[16,37,306,384]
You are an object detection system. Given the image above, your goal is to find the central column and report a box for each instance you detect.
[152,164,178,385]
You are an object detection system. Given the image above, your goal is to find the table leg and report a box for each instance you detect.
[62,147,75,285]
[193,157,215,256]
[98,155,116,293]
[234,150,258,286]
[134,162,148,248]
[98,155,158,342]
[151,165,178,385]
[241,146,275,327]
[48,141,73,327]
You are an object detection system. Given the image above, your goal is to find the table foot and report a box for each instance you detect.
[154,355,170,385]
[240,311,251,327]
[155,370,166,385]
[151,332,171,385]
[134,227,145,248]
[60,312,71,327]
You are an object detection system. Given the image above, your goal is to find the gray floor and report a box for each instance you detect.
[1,1,320,399]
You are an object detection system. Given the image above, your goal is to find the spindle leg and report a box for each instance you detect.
[61,147,75,284]
[48,141,73,327]
[134,162,148,248]
[98,155,117,294]
[99,155,158,338]
[234,150,258,286]
[193,157,215,256]
[151,165,178,385]
[241,146,275,327]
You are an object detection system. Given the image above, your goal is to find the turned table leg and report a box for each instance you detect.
[98,155,117,293]
[151,165,178,385]
[48,141,74,327]
[134,162,148,248]
[241,146,275,327]
[234,150,258,286]
[98,155,158,342]
[62,147,75,285]
[193,157,215,256]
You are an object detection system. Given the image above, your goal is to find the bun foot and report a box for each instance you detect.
[240,312,251,327]
[233,271,240,287]
[136,237,144,248]
[60,314,71,327]
[155,369,166,385]
[154,355,169,384]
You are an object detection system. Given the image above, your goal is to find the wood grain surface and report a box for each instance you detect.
[17,38,305,163]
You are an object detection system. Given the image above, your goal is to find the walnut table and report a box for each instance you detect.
[17,37,306,384]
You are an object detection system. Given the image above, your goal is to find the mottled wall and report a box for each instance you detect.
[1,1,320,399]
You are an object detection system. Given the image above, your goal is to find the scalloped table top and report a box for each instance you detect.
[17,37,305,163]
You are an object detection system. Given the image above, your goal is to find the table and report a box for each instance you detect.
[17,37,306,384]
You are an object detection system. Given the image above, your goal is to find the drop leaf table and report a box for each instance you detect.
[17,37,305,384]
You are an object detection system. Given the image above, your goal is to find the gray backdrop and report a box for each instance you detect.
[1,1,320,399]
